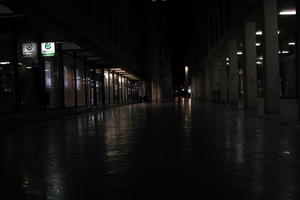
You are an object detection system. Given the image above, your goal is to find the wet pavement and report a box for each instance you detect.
[1,99,300,200]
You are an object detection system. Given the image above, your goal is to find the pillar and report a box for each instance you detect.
[38,31,46,110]
[57,44,65,108]
[101,66,105,106]
[84,59,88,108]
[92,66,97,107]
[220,58,228,104]
[108,70,111,104]
[112,71,115,104]
[211,60,220,102]
[73,52,78,107]
[244,22,258,109]
[263,0,280,113]
[228,40,239,107]
[297,1,300,120]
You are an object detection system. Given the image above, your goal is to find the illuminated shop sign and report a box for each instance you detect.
[22,43,38,57]
[41,42,55,57]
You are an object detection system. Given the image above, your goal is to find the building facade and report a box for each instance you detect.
[0,1,147,114]
[189,0,300,116]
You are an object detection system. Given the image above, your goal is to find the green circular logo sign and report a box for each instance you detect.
[45,43,52,50]
[26,43,33,51]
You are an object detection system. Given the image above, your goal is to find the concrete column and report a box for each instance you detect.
[296,1,300,119]
[92,67,97,107]
[228,40,239,107]
[101,66,105,106]
[204,64,211,100]
[244,22,258,109]
[263,0,280,113]
[220,58,228,104]
[212,60,220,102]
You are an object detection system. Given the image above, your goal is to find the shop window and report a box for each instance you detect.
[76,59,86,106]
[64,54,75,107]
[44,57,60,109]
[86,68,95,107]
[104,70,109,104]
[18,37,41,112]
[109,72,113,104]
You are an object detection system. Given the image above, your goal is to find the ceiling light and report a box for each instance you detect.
[279,9,296,15]
[0,62,10,65]
[288,42,296,46]
[237,51,243,55]
[279,50,289,54]
[256,31,263,35]
[256,43,261,46]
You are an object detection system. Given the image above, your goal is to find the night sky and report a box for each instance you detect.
[169,1,192,89]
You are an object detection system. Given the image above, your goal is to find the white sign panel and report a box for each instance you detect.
[41,42,55,57]
[22,43,37,57]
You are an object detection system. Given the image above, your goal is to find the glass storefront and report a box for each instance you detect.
[104,70,109,104]
[64,54,75,107]
[44,56,60,109]
[0,28,143,113]
[0,30,16,113]
[76,59,86,106]
[94,69,102,106]
[113,73,118,103]
[109,71,113,104]
[18,39,42,112]
[86,68,95,108]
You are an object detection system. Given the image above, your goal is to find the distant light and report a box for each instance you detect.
[279,9,296,15]
[226,57,229,61]
[237,51,243,55]
[256,43,261,46]
[256,31,263,35]
[26,66,32,69]
[188,89,191,93]
[288,42,296,46]
[185,66,189,73]
[226,62,230,65]
[256,30,279,35]
[18,63,23,66]
[256,61,263,65]
[0,62,10,65]
[281,151,291,155]
[257,56,263,60]
[279,50,289,54]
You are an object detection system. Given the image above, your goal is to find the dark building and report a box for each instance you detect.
[185,0,300,118]
[0,0,174,114]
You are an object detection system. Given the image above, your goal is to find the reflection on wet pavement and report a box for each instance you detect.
[1,100,300,199]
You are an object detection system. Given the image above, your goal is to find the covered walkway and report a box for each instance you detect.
[1,100,300,199]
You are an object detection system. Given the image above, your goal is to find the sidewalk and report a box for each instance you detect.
[246,98,300,128]
[0,103,136,126]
